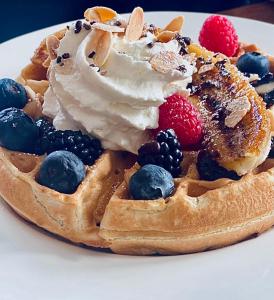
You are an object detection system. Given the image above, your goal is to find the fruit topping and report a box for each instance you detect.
[251,73,274,108]
[156,93,203,149]
[236,52,270,78]
[197,150,240,181]
[38,128,103,166]
[262,90,274,109]
[0,78,28,111]
[268,137,274,159]
[129,164,174,200]
[137,129,183,177]
[199,15,239,57]
[0,108,39,153]
[37,150,85,194]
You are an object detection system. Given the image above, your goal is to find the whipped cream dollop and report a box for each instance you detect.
[43,22,196,153]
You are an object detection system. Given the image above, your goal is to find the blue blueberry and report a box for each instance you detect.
[0,108,39,153]
[236,52,269,78]
[37,150,86,194]
[0,78,28,111]
[129,164,174,200]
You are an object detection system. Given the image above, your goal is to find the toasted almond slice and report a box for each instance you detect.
[163,16,184,32]
[46,35,60,60]
[94,31,112,67]
[125,7,144,41]
[86,29,112,67]
[93,6,117,22]
[198,63,215,74]
[156,30,176,43]
[225,96,251,128]
[25,79,49,95]
[42,57,51,68]
[84,8,101,22]
[91,22,124,33]
[150,51,185,73]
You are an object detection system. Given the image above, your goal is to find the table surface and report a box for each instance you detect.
[220,1,274,24]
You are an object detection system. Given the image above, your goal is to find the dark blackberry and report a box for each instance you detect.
[40,130,103,166]
[268,137,274,158]
[262,90,274,109]
[36,117,55,137]
[197,150,240,181]
[137,129,183,177]
[34,118,56,155]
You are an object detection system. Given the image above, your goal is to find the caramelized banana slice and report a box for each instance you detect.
[188,45,271,175]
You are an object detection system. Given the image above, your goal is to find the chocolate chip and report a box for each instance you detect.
[74,20,82,34]
[56,56,62,64]
[83,23,91,30]
[88,51,96,58]
[62,53,70,59]
[147,42,154,48]
[114,20,122,26]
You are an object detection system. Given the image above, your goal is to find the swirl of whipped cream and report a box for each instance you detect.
[43,22,196,153]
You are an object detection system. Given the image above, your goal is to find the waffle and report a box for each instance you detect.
[1,10,274,255]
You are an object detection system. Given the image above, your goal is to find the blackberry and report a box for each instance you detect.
[197,150,240,181]
[137,129,183,177]
[40,130,103,166]
[268,137,274,158]
[36,117,55,136]
[262,90,274,109]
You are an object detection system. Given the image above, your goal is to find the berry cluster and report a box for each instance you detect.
[35,118,103,166]
[137,129,183,177]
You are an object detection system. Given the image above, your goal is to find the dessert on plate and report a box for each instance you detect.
[0,6,274,255]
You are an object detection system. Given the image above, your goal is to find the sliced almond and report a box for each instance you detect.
[150,51,185,74]
[42,57,51,68]
[125,7,144,41]
[156,30,176,43]
[84,6,117,22]
[163,16,184,32]
[25,79,49,95]
[93,6,117,22]
[91,22,124,33]
[84,8,101,22]
[46,35,60,60]
[225,96,251,128]
[198,63,215,74]
[85,29,112,67]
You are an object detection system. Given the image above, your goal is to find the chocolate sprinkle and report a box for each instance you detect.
[74,20,82,34]
[114,20,122,26]
[56,56,62,64]
[90,63,96,67]
[88,51,96,59]
[62,53,70,59]
[66,25,70,30]
[147,42,154,48]
[83,23,91,30]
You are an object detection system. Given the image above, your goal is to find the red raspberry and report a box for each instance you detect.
[156,94,203,148]
[199,15,239,57]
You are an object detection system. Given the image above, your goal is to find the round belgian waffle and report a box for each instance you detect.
[0,14,274,255]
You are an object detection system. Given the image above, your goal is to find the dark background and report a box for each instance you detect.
[0,0,263,43]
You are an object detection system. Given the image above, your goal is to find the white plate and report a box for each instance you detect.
[0,12,274,300]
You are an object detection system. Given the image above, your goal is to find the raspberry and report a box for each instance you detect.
[199,15,239,57]
[137,129,183,177]
[156,94,203,149]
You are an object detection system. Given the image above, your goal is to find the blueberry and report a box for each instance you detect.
[129,164,174,200]
[0,108,39,153]
[0,78,28,111]
[236,52,269,78]
[37,150,85,194]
